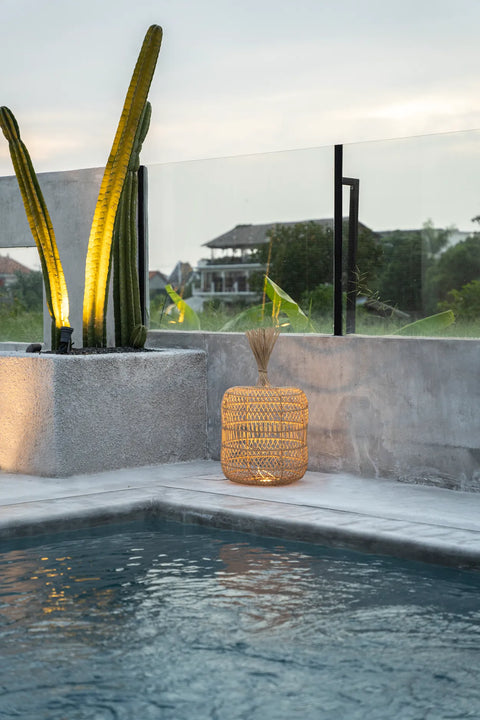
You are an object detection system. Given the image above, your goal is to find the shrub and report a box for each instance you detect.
[438,280,480,320]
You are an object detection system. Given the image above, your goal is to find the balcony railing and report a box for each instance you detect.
[2,129,480,340]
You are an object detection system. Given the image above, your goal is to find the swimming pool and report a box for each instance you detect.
[1,519,479,719]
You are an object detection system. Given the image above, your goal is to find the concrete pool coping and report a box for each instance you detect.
[1,460,480,569]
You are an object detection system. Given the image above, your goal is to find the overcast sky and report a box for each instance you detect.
[1,0,480,174]
[1,0,480,273]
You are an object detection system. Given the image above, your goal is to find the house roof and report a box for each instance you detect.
[203,218,371,250]
[168,261,193,286]
[0,255,32,275]
[149,270,168,282]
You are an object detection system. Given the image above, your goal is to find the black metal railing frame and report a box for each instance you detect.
[334,145,360,336]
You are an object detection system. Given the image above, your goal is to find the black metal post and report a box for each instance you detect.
[138,165,149,326]
[334,145,343,336]
[343,177,359,333]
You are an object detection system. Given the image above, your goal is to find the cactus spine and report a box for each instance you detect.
[82,24,162,347]
[0,106,70,349]
[113,101,151,348]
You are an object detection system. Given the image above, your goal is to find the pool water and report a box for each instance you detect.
[1,519,480,720]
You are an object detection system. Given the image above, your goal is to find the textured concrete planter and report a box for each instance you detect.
[0,349,207,477]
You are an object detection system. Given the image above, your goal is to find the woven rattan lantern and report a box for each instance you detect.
[221,328,308,486]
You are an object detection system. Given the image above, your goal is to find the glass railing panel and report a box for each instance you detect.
[147,145,334,333]
[343,130,480,338]
[3,130,477,344]
[0,246,43,343]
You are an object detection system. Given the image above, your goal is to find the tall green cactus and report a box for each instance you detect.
[0,106,70,349]
[83,24,162,347]
[0,24,162,351]
[112,101,151,348]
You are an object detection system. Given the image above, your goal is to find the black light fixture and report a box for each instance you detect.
[58,326,74,354]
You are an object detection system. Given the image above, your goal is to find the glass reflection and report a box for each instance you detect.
[0,246,43,342]
[147,146,333,333]
[147,129,480,338]
[343,130,480,337]
[2,130,478,341]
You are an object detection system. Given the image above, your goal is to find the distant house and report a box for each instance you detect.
[192,219,370,305]
[446,229,471,248]
[168,261,193,291]
[148,270,169,297]
[0,255,31,290]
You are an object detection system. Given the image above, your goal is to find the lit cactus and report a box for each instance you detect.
[0,106,70,350]
[112,100,151,348]
[0,24,162,351]
[83,24,162,347]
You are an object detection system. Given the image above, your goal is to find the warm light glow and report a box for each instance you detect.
[0,359,51,472]
[82,25,162,345]
[59,296,70,328]
[253,468,277,484]
[0,106,70,330]
[221,385,308,486]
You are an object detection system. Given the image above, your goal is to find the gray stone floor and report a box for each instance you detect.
[1,460,480,569]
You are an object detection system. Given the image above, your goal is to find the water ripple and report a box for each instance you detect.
[1,520,480,719]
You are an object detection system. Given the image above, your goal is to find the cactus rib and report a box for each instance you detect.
[83,24,162,346]
[0,106,70,332]
[113,101,151,347]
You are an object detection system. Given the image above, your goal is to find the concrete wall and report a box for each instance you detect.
[0,349,207,477]
[147,330,480,492]
[0,167,114,348]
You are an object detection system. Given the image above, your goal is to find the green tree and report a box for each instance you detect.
[373,230,424,312]
[372,222,451,314]
[253,220,382,303]
[438,280,480,320]
[301,283,335,316]
[421,219,451,257]
[11,270,43,311]
[425,232,480,309]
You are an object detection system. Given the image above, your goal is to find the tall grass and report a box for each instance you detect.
[5,306,479,343]
[0,309,43,342]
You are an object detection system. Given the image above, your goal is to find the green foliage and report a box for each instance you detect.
[145,266,469,339]
[438,280,480,320]
[156,274,457,339]
[301,283,334,317]
[0,306,43,341]
[392,310,455,336]
[11,270,43,311]
[220,303,276,331]
[373,230,424,312]
[421,219,452,256]
[371,222,452,315]
[264,276,316,332]
[158,276,315,333]
[426,233,480,310]
[196,299,246,330]
[221,278,316,332]
[254,221,383,302]
[163,284,201,330]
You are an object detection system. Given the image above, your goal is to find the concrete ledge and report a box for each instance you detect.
[0,342,40,352]
[1,461,480,570]
[0,349,207,476]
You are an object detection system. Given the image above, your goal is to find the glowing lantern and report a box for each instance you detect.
[221,328,308,486]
